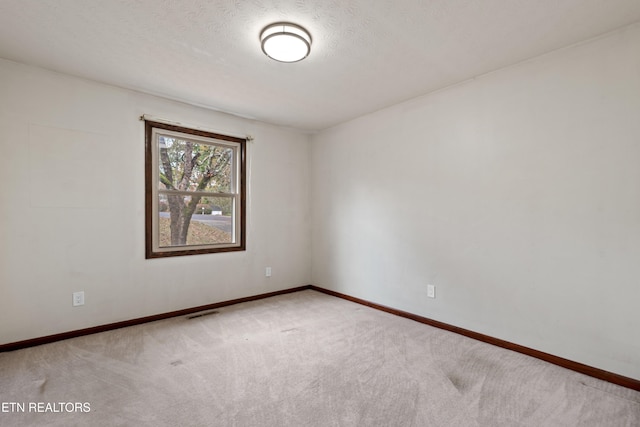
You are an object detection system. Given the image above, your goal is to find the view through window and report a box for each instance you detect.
[145,120,246,258]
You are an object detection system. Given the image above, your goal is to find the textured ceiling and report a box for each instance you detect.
[1,0,640,131]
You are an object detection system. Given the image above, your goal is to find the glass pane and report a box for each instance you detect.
[158,135,233,193]
[158,194,233,247]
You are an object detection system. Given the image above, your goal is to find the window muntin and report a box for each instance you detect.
[145,120,246,258]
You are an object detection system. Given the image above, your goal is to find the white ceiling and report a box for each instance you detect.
[1,1,640,131]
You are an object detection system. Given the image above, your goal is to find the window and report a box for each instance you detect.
[145,120,246,258]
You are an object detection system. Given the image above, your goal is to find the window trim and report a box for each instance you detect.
[145,120,246,258]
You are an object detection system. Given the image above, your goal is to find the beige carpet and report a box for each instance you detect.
[0,290,638,426]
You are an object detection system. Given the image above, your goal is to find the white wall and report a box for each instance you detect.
[311,24,640,379]
[0,59,311,344]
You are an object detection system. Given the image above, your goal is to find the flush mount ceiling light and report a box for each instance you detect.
[260,22,311,63]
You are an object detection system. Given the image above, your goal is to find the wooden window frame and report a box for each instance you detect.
[145,120,246,258]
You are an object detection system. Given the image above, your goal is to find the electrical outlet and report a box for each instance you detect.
[72,291,85,306]
[427,284,436,299]
[265,267,272,277]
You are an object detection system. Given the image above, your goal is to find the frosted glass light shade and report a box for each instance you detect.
[260,23,311,63]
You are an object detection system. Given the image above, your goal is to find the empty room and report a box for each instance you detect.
[1,1,639,426]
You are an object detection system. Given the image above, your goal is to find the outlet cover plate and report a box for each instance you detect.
[427,285,435,298]
[73,291,85,306]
